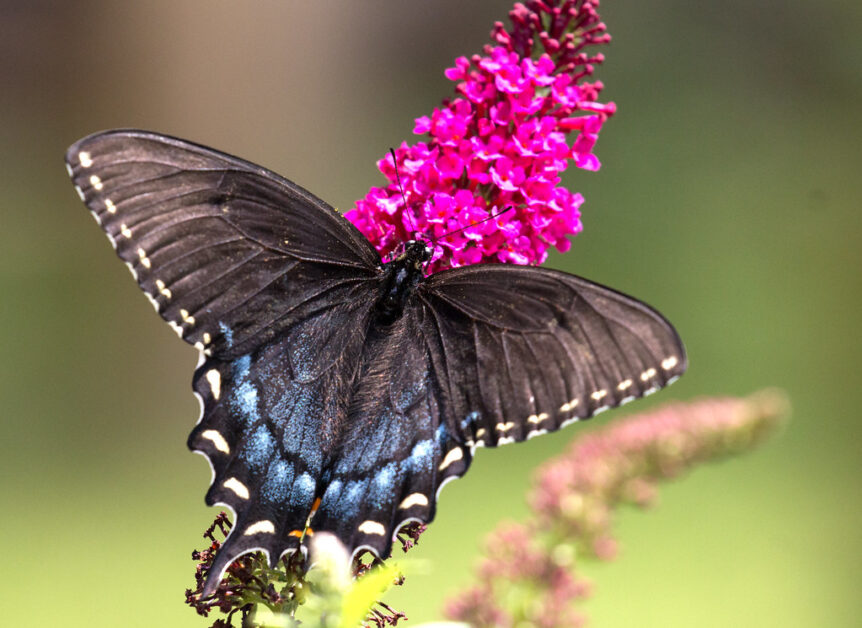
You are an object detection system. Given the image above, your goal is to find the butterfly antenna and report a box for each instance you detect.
[431,205,515,243]
[390,148,419,238]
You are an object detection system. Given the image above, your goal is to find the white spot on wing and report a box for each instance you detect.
[591,389,607,402]
[193,390,205,425]
[124,262,138,281]
[74,185,85,201]
[120,224,132,238]
[224,477,249,500]
[78,151,92,167]
[180,308,196,326]
[168,320,184,338]
[89,175,103,190]
[438,447,463,471]
[527,429,548,440]
[495,421,515,432]
[561,416,580,428]
[528,412,550,424]
[641,368,657,381]
[144,292,160,312]
[65,163,74,177]
[559,398,579,412]
[662,356,679,371]
[105,199,116,214]
[398,493,429,510]
[617,379,633,391]
[206,369,221,400]
[244,520,275,535]
[137,247,151,269]
[358,520,386,536]
[435,475,461,500]
[497,436,516,445]
[201,429,230,454]
[155,279,172,299]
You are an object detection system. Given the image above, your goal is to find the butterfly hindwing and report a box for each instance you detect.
[65,130,380,358]
[418,264,687,446]
[190,288,380,582]
[309,303,472,559]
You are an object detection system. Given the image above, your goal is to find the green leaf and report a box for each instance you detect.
[338,562,403,628]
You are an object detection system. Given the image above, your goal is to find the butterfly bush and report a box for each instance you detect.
[346,0,615,272]
[444,391,789,627]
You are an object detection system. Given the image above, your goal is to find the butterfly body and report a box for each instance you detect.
[376,240,433,324]
[65,130,686,595]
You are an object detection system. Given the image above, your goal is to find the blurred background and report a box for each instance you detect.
[1,1,859,625]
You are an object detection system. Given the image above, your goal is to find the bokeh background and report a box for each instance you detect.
[1,1,859,626]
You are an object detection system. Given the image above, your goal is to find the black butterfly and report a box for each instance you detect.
[65,130,686,594]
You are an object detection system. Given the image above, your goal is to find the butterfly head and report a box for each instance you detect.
[404,240,434,269]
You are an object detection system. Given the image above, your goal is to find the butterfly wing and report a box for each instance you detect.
[417,264,687,447]
[65,130,381,358]
[66,130,388,593]
[190,286,379,593]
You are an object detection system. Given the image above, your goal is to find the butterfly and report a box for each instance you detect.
[65,130,686,594]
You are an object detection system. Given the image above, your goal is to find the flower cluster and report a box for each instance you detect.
[445,391,788,627]
[185,512,308,626]
[346,0,615,273]
[529,391,788,560]
[186,515,418,627]
[445,523,591,628]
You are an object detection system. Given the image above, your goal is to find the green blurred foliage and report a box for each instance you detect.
[0,1,859,626]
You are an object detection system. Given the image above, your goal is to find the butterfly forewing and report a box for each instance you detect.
[419,264,687,445]
[65,130,381,357]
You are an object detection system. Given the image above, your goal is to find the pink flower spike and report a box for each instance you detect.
[348,0,616,272]
[445,391,787,627]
